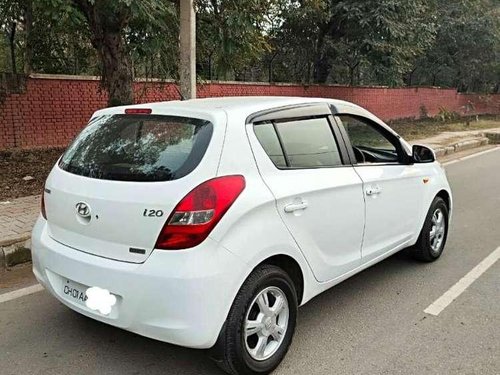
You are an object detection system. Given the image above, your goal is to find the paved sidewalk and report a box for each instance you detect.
[411,127,500,156]
[0,195,40,247]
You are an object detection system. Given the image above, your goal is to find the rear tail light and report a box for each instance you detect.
[124,108,152,114]
[41,193,47,220]
[155,175,246,250]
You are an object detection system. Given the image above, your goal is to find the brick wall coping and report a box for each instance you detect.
[28,73,458,91]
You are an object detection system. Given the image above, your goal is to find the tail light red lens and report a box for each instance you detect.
[41,193,47,220]
[124,108,152,115]
[155,175,246,250]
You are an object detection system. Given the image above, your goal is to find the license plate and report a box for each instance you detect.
[62,279,88,306]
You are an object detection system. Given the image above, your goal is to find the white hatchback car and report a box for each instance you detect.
[32,97,452,374]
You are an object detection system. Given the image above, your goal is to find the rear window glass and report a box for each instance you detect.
[276,118,342,168]
[254,117,342,169]
[59,114,213,182]
[253,123,287,168]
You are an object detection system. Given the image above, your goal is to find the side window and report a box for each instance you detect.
[337,115,400,164]
[254,117,343,169]
[253,123,287,168]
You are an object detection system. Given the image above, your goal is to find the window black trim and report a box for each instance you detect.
[271,122,291,167]
[326,115,350,165]
[247,103,333,124]
[253,114,348,170]
[334,114,411,166]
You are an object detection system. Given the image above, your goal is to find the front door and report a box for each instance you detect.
[335,114,426,262]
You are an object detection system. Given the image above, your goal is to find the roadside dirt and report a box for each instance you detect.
[0,148,64,201]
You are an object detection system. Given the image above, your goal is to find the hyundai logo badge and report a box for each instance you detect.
[75,202,91,218]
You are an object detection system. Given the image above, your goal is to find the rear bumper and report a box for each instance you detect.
[31,217,247,349]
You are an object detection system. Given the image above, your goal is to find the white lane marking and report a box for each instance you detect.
[424,246,500,316]
[442,146,500,166]
[0,284,44,304]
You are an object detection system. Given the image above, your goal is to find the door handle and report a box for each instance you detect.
[366,186,381,196]
[284,201,308,213]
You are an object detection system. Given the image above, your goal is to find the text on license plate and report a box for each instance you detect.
[62,279,88,305]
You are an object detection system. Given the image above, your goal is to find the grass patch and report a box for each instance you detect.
[387,115,500,141]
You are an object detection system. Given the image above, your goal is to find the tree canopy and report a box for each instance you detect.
[1,0,499,104]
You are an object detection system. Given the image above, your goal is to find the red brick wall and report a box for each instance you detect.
[1,75,499,149]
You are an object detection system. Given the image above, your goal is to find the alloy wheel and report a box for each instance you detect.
[244,286,289,361]
[429,208,446,253]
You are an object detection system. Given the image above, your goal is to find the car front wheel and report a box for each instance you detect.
[213,264,298,375]
[411,196,449,262]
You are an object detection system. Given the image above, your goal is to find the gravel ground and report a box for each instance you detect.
[0,148,64,201]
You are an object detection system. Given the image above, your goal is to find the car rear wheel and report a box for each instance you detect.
[213,265,298,375]
[411,196,449,262]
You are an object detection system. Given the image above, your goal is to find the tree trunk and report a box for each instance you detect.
[73,0,134,107]
[23,1,34,75]
[406,67,417,86]
[348,62,359,86]
[9,22,17,74]
[312,18,343,84]
[313,55,331,83]
[268,51,278,83]
[312,29,331,83]
[208,53,213,80]
[98,32,134,106]
[89,31,133,106]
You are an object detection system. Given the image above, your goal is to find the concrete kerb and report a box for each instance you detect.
[432,137,490,157]
[484,130,500,144]
[0,236,32,269]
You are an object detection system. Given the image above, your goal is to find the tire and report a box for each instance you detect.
[212,265,298,375]
[411,196,449,262]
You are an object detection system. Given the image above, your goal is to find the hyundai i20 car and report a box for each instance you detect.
[32,97,452,374]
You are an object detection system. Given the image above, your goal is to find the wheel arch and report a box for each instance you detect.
[436,189,452,212]
[208,252,306,361]
[254,254,305,306]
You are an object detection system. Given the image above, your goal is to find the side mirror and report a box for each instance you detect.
[412,144,436,163]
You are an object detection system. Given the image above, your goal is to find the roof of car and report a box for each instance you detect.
[90,95,408,149]
[93,96,364,119]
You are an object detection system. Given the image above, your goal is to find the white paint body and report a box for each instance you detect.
[32,97,452,349]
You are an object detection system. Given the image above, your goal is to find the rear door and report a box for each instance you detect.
[334,114,426,262]
[44,110,225,263]
[247,104,365,282]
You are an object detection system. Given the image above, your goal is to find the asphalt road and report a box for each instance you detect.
[1,148,499,375]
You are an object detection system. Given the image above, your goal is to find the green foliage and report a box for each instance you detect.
[436,106,460,122]
[333,0,436,85]
[412,0,500,92]
[126,1,178,79]
[31,1,97,74]
[0,0,498,94]
[0,0,27,73]
[264,0,438,85]
[196,0,279,80]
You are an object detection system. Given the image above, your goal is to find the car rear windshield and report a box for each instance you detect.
[59,114,213,182]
